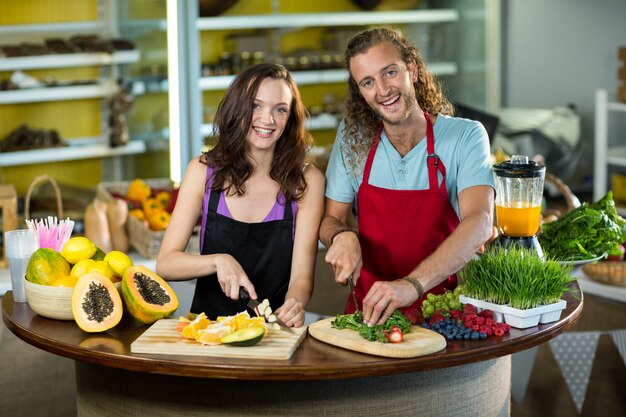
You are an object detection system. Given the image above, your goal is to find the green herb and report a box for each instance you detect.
[539,191,626,261]
[331,310,412,343]
[458,245,575,310]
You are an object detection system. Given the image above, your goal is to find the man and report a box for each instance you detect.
[320,27,495,326]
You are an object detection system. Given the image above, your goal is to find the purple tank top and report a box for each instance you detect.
[200,165,297,253]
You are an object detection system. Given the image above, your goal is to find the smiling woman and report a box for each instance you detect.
[156,63,325,328]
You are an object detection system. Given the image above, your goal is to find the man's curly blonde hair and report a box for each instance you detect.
[342,27,454,175]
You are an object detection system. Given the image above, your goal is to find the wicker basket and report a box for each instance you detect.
[582,262,626,287]
[96,178,173,204]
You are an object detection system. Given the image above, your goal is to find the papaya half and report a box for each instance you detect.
[72,272,123,333]
[121,265,179,324]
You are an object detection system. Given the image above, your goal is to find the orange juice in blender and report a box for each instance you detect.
[493,155,546,257]
[496,202,542,237]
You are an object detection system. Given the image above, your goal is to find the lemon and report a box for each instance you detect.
[103,251,133,277]
[51,275,78,287]
[71,259,97,277]
[61,237,97,265]
[88,260,115,281]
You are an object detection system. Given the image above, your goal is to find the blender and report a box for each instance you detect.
[493,155,546,258]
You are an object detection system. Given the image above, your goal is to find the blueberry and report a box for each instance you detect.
[479,332,487,340]
[455,334,463,340]
[445,333,455,340]
[471,332,480,341]
[464,333,471,340]
[421,322,430,328]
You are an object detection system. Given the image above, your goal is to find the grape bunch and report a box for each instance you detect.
[420,285,465,319]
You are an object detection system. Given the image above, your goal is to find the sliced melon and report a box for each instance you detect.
[220,326,265,347]
[121,265,179,324]
[72,272,123,333]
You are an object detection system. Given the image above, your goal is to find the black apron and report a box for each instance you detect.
[190,189,293,318]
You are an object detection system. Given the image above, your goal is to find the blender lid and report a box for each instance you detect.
[493,155,545,178]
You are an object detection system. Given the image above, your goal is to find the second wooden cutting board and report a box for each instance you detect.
[308,317,446,358]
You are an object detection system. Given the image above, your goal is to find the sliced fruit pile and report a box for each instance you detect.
[176,311,267,346]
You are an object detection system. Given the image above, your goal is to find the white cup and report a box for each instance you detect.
[4,229,39,303]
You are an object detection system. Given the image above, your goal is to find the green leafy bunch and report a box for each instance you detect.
[539,191,626,261]
[458,245,575,310]
[331,310,412,343]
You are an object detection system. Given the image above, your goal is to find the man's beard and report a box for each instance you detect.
[375,93,417,126]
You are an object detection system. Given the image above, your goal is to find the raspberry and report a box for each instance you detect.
[463,304,478,315]
[430,311,446,324]
[450,309,463,320]
[479,309,493,319]
[493,327,505,337]
[475,316,485,325]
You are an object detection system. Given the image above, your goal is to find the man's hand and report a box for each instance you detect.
[361,279,418,326]
[324,230,362,286]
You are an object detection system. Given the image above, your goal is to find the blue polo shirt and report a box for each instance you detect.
[325,114,495,218]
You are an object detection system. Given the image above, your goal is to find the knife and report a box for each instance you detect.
[347,275,360,314]
[239,288,295,334]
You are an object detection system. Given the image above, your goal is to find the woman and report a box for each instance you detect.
[157,63,325,327]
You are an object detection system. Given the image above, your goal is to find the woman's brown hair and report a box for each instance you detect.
[201,63,312,201]
[342,26,454,174]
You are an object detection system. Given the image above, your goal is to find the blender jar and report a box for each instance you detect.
[493,155,546,238]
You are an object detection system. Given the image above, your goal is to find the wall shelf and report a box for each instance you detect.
[198,63,458,91]
[0,20,107,35]
[0,50,140,71]
[196,9,459,30]
[0,81,118,104]
[0,140,146,167]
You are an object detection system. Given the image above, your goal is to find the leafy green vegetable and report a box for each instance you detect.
[539,191,626,261]
[331,310,412,343]
[458,245,575,310]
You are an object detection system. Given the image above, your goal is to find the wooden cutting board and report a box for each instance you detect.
[131,319,307,360]
[308,317,446,358]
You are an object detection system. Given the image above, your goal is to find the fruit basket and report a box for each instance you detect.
[582,261,626,287]
[96,178,173,204]
[96,179,199,258]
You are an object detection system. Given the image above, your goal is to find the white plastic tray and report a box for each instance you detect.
[459,295,567,329]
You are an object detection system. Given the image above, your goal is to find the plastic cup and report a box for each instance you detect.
[4,229,39,303]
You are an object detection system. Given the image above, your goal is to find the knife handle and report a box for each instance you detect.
[239,287,250,301]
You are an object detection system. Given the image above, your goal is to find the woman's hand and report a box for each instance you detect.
[214,254,257,301]
[275,297,305,328]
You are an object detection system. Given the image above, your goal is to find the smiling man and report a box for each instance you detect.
[319,27,496,326]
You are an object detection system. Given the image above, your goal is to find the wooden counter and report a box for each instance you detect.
[2,283,583,417]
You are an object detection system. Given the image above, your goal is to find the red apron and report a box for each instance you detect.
[346,111,460,314]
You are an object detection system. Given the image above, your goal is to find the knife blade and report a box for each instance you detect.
[347,275,360,314]
[239,288,295,334]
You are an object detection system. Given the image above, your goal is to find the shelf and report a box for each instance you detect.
[605,146,626,167]
[0,50,140,71]
[199,63,457,91]
[200,114,339,137]
[0,140,146,167]
[196,9,459,30]
[608,101,626,113]
[0,81,118,105]
[0,20,107,36]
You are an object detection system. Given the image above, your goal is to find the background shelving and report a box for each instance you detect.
[593,88,626,213]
